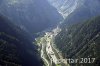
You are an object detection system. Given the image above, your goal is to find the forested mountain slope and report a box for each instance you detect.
[0,15,43,66]
[55,16,100,66]
[0,0,63,66]
[0,0,63,33]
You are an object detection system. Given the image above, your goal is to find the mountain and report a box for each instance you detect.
[55,16,100,66]
[0,0,63,66]
[0,0,63,33]
[53,0,100,66]
[1,0,100,66]
[62,0,100,25]
[48,0,100,19]
[48,0,78,18]
[0,15,43,66]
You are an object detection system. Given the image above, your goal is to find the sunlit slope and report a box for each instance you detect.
[48,0,100,19]
[62,0,100,25]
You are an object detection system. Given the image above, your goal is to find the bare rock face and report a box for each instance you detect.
[48,0,100,19]
[48,0,78,18]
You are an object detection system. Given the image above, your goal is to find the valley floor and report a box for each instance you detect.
[36,27,69,66]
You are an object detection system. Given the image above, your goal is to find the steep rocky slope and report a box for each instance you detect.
[62,0,100,25]
[48,0,78,18]
[48,0,100,19]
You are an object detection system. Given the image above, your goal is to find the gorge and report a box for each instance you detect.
[0,0,100,66]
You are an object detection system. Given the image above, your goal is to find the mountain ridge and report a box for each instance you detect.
[0,0,63,33]
[0,15,43,66]
[55,15,100,66]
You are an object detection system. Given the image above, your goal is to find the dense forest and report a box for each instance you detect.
[0,15,43,66]
[55,16,100,66]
